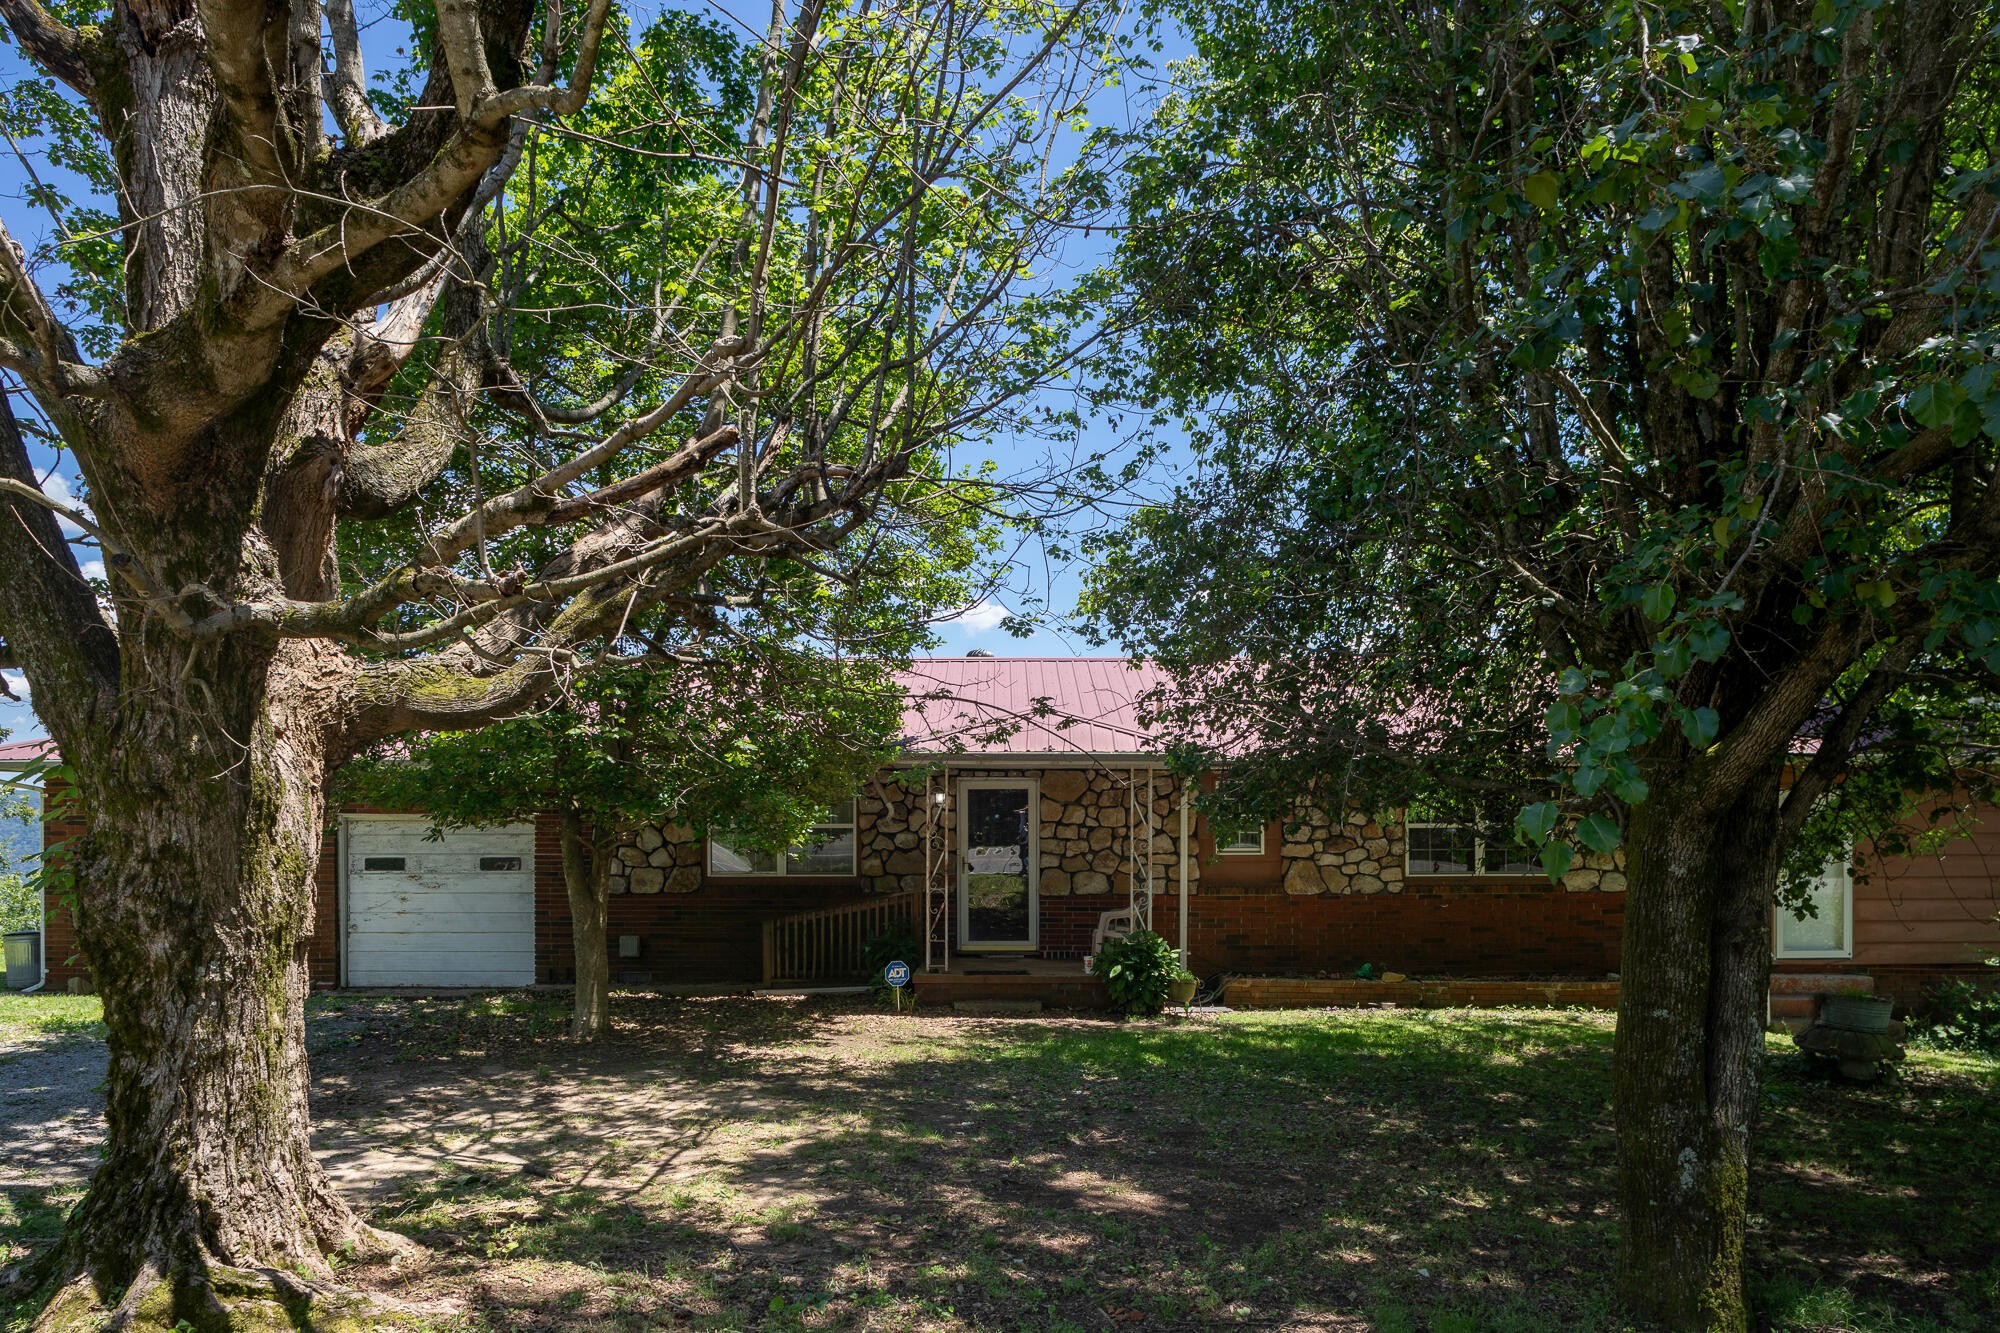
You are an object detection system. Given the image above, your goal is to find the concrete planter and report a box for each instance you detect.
[1821,994,1894,1033]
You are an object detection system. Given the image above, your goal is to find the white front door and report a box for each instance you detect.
[958,781,1037,949]
[343,817,536,986]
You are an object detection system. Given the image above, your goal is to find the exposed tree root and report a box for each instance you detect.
[25,1227,436,1332]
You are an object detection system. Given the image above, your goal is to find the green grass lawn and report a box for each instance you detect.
[1,992,1994,1331]
[0,992,102,1044]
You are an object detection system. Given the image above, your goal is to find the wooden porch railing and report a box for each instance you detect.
[761,891,921,986]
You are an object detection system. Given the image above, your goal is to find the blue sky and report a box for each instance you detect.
[0,1,1191,742]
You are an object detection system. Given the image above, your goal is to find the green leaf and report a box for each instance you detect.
[1575,813,1622,856]
[1682,367,1721,400]
[1640,583,1677,623]
[1540,842,1574,882]
[1546,701,1582,743]
[1681,706,1720,747]
[1690,622,1732,662]
[1653,636,1692,681]
[1908,383,1959,429]
[1637,202,1682,232]
[1517,802,1560,844]
[1522,171,1560,212]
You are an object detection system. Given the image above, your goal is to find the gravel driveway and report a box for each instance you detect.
[0,1034,105,1187]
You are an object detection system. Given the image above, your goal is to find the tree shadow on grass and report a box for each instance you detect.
[332,1002,1646,1331]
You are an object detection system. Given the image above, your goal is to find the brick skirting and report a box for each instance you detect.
[1222,977,1622,1010]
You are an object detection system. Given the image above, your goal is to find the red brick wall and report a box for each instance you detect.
[309,825,339,985]
[546,874,877,985]
[1772,960,1996,1011]
[38,801,85,989]
[1036,880,1624,977]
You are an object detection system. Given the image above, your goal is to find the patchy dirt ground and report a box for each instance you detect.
[2,992,1996,1332]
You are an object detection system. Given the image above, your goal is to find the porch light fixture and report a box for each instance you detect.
[933,790,947,805]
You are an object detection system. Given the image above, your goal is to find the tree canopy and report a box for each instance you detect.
[1086,1,2000,1326]
[0,0,1125,1315]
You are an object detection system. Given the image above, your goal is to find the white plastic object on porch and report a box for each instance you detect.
[1092,908,1137,954]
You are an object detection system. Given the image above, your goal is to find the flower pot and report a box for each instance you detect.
[1820,994,1893,1033]
[1168,977,1198,1008]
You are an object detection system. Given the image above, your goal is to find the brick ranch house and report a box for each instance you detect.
[15,657,2000,1008]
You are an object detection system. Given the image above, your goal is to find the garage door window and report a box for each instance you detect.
[361,856,406,871]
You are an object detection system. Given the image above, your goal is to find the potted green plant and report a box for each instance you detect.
[1097,930,1180,1017]
[1820,983,1894,1033]
[1168,967,1199,1009]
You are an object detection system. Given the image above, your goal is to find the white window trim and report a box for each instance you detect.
[708,802,858,877]
[1404,821,1538,878]
[1218,825,1266,856]
[1773,857,1854,960]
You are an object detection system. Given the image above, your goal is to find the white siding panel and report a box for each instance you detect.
[344,818,535,986]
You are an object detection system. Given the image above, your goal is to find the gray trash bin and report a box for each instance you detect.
[3,931,40,990]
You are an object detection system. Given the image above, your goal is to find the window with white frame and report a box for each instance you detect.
[709,800,858,876]
[1405,823,1539,876]
[1218,824,1266,855]
[1774,858,1852,959]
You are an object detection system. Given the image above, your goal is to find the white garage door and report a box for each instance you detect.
[344,818,536,986]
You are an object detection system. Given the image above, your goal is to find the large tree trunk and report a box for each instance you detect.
[32,639,394,1328]
[559,812,615,1041]
[1613,767,1782,1332]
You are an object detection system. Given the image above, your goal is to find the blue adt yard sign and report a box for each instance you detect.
[884,960,911,988]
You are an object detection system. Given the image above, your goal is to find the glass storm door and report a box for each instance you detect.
[959,782,1037,949]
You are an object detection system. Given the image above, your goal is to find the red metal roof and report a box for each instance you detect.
[0,739,54,764]
[897,657,1170,759]
[0,660,1176,765]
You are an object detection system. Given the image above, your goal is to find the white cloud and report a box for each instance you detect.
[2,671,28,702]
[955,600,1010,635]
[39,471,91,538]
[79,558,105,582]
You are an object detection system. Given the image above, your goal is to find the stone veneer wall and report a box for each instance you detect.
[606,766,1199,898]
[607,823,703,896]
[853,766,1198,898]
[601,776,1627,901]
[1277,806,1405,896]
[1276,805,1626,896]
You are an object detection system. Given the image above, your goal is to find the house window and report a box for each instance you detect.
[709,800,858,876]
[1774,859,1852,959]
[1405,823,1539,877]
[1218,825,1266,855]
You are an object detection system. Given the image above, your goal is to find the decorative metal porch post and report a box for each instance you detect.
[923,767,952,973]
[1127,766,1156,934]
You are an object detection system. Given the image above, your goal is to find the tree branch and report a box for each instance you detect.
[0,0,96,103]
[1776,637,1923,848]
[0,391,118,745]
[323,0,387,145]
